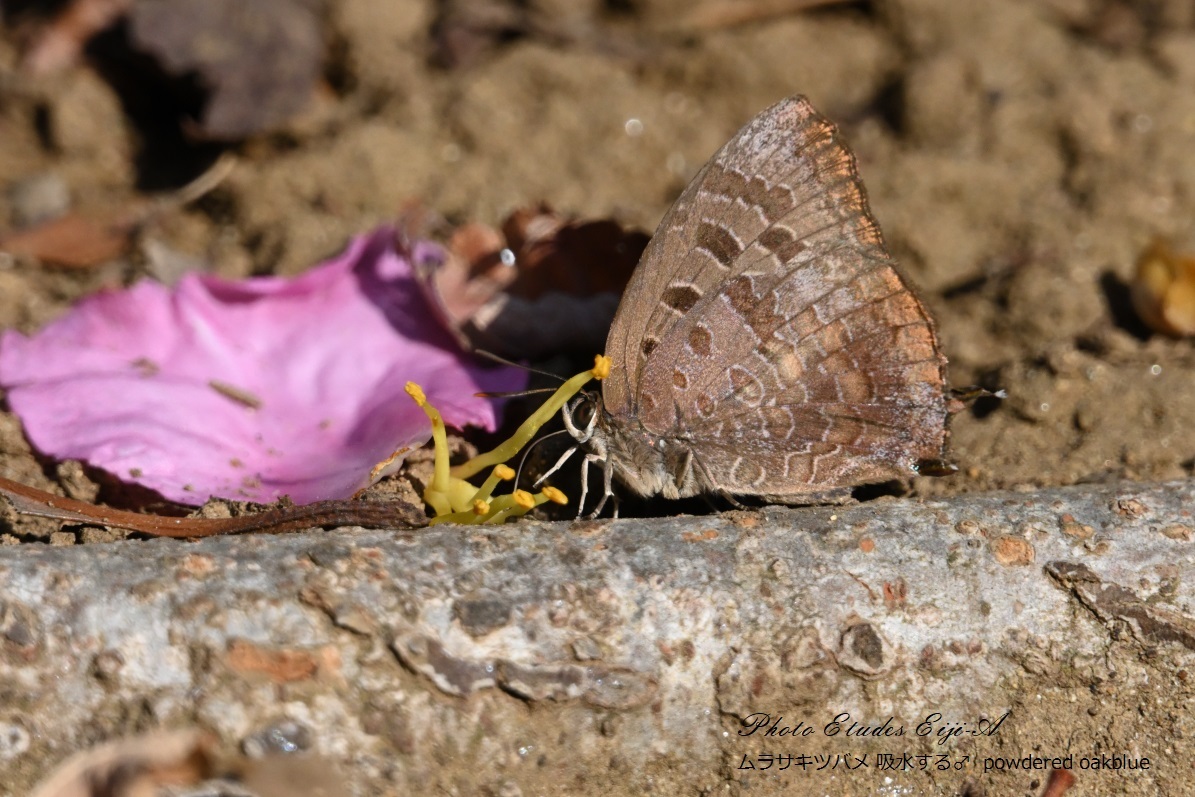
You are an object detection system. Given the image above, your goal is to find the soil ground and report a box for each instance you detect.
[5,0,1195,524]
[1,1,1194,795]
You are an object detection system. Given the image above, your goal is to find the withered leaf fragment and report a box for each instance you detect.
[411,204,647,358]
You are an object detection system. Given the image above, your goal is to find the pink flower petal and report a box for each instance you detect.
[0,228,528,505]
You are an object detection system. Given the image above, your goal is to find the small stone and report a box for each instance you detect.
[455,591,511,637]
[7,172,70,228]
[1112,497,1147,518]
[1059,515,1094,539]
[571,636,601,661]
[991,535,1035,566]
[142,238,208,286]
[955,518,982,536]
[487,782,522,797]
[91,650,125,681]
[600,715,620,737]
[1160,524,1193,541]
[333,603,377,635]
[49,531,76,546]
[242,719,314,757]
[838,623,890,677]
[80,527,125,544]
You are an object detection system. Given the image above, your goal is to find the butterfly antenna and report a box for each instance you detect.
[474,349,566,382]
[475,387,562,399]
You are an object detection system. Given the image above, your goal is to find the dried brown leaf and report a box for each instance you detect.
[1041,768,1077,797]
[0,154,234,269]
[128,0,324,139]
[0,212,133,268]
[29,729,214,797]
[410,205,646,358]
[20,0,134,75]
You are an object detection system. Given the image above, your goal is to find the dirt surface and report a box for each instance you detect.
[2,0,1195,794]
[4,0,1195,523]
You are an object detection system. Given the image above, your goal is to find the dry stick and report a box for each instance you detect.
[677,0,853,31]
[0,154,238,269]
[0,476,421,537]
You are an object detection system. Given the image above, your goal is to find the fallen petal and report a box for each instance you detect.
[0,227,527,505]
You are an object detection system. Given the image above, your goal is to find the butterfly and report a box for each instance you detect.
[556,96,951,515]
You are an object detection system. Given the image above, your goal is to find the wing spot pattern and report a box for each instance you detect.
[695,221,743,271]
[661,283,703,315]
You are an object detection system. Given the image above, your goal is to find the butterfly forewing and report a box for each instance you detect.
[602,95,949,498]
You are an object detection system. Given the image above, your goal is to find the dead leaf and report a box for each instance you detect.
[28,728,347,797]
[0,212,133,268]
[29,729,214,797]
[0,154,234,269]
[1041,768,1077,797]
[19,0,134,75]
[410,204,647,358]
[128,0,324,139]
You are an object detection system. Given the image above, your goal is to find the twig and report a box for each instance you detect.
[0,475,421,537]
[676,0,854,32]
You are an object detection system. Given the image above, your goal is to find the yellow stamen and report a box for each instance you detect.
[472,464,516,504]
[404,355,608,523]
[450,361,603,480]
[406,381,452,517]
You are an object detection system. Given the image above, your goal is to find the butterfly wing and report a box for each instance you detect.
[602,95,948,496]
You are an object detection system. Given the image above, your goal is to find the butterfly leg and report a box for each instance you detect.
[576,449,615,518]
[585,452,616,518]
[576,451,592,517]
[709,490,746,511]
[535,444,579,487]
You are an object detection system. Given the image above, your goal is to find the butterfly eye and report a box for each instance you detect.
[570,392,598,429]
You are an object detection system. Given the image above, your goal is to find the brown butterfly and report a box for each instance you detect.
[553,96,951,515]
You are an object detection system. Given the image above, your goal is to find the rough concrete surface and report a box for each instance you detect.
[2,480,1193,795]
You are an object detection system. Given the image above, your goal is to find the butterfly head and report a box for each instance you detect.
[559,386,703,513]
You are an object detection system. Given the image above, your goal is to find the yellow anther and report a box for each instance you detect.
[471,463,517,505]
[404,382,427,406]
[473,499,491,515]
[541,486,567,505]
[591,354,611,380]
[513,489,535,509]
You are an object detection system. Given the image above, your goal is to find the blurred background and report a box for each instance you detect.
[2,0,1195,503]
